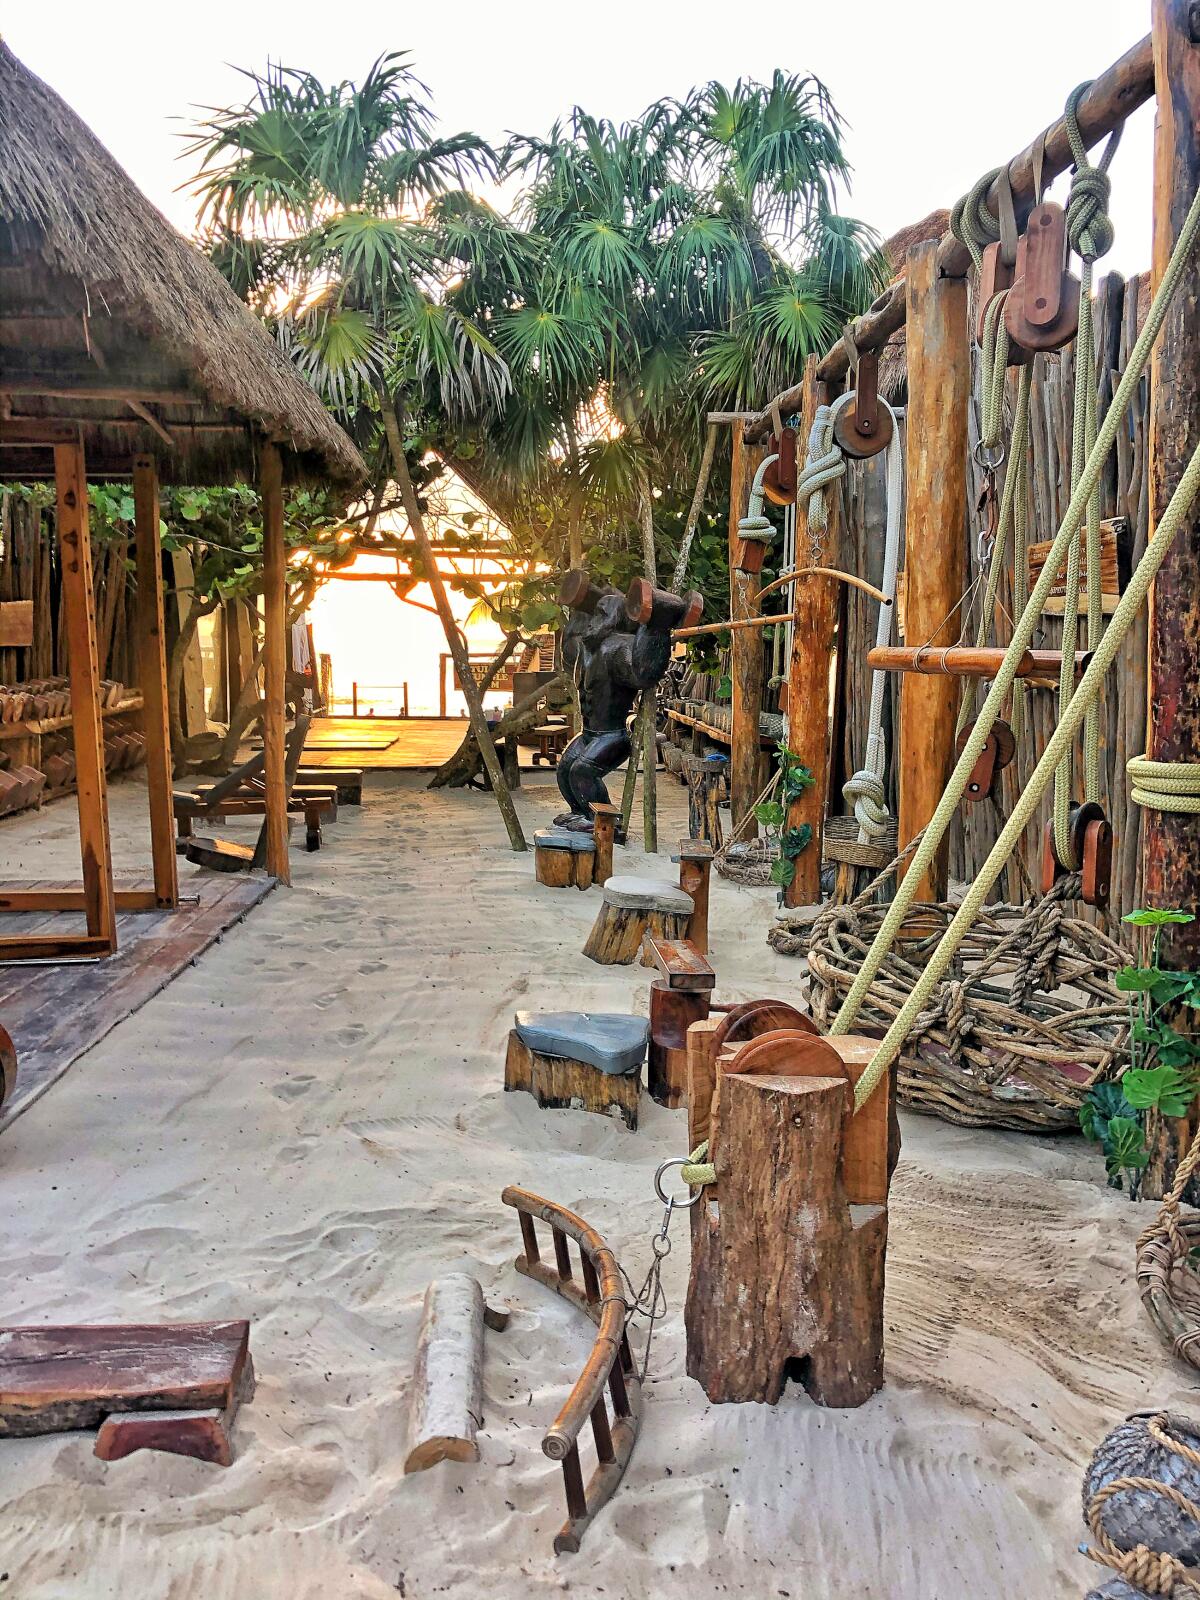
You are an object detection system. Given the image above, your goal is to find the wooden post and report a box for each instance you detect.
[675,838,713,955]
[592,802,618,884]
[168,547,208,740]
[783,357,839,907]
[259,442,290,885]
[898,241,970,901]
[729,428,765,833]
[132,457,178,909]
[54,441,116,949]
[1142,0,1200,1201]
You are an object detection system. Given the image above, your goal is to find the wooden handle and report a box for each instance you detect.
[755,567,891,605]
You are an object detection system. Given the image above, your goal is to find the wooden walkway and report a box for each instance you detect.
[0,875,274,1131]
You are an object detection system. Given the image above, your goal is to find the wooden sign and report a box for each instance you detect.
[0,601,34,649]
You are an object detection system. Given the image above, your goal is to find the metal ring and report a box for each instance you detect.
[654,1157,704,1209]
[972,440,1006,470]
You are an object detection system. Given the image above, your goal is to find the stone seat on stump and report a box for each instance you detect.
[533,827,595,890]
[504,1010,648,1130]
[582,876,694,966]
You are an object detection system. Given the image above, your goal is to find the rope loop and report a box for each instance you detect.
[795,400,848,537]
[1064,79,1120,264]
[1128,755,1200,814]
[950,166,1004,273]
[843,768,889,839]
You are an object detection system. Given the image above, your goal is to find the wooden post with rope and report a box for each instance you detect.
[729,428,766,837]
[783,357,838,907]
[897,242,970,902]
[1142,0,1200,1202]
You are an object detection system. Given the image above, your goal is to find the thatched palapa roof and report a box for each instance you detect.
[0,42,366,486]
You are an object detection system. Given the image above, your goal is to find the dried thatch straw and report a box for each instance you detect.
[0,42,366,487]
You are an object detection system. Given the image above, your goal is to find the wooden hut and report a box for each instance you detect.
[0,43,365,959]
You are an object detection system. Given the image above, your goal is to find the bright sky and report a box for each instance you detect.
[7,0,1153,273]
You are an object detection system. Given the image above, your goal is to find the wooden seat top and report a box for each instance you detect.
[534,828,595,854]
[602,876,694,915]
[643,934,716,990]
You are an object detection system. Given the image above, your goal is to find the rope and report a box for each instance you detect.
[950,167,1005,274]
[842,399,904,843]
[1128,757,1200,814]
[832,172,1200,1112]
[681,1141,715,1187]
[795,396,852,539]
[1083,1413,1200,1596]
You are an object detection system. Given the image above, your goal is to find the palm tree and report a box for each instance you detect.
[187,53,530,846]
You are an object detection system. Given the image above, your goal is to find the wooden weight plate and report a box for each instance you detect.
[722,1028,849,1082]
[832,400,894,461]
[710,999,816,1054]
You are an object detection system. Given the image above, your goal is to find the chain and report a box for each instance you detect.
[620,1158,703,1383]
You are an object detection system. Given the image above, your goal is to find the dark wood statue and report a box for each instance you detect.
[555,571,701,830]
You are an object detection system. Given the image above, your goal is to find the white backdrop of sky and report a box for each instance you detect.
[5,0,1153,277]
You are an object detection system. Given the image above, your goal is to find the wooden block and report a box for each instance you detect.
[94,1407,232,1467]
[643,934,716,991]
[0,602,33,649]
[648,977,709,1108]
[0,1321,251,1436]
[504,1031,639,1130]
[583,904,690,966]
[404,1275,486,1473]
[184,837,256,873]
[591,803,619,886]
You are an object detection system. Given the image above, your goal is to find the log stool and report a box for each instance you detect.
[645,934,716,1107]
[683,1023,895,1408]
[582,876,694,966]
[504,1011,647,1130]
[533,828,595,890]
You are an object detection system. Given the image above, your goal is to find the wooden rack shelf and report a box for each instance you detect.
[0,694,143,740]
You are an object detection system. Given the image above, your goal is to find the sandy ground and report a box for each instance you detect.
[0,768,1195,1600]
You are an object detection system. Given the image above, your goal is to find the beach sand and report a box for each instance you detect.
[0,768,1190,1599]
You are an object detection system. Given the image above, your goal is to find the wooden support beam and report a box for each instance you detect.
[54,439,116,950]
[783,356,839,908]
[728,429,765,834]
[259,443,290,885]
[132,457,179,910]
[1143,0,1200,1203]
[897,243,970,902]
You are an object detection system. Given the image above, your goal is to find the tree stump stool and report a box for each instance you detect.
[582,876,694,966]
[644,934,716,1108]
[534,829,596,890]
[504,1011,647,1130]
[684,1026,893,1407]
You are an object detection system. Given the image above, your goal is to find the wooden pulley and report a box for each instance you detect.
[625,578,703,632]
[976,242,1031,367]
[1004,206,1080,354]
[720,1028,848,1081]
[710,999,816,1053]
[955,718,1016,802]
[762,426,798,506]
[831,350,893,460]
[558,569,611,614]
[1040,800,1113,907]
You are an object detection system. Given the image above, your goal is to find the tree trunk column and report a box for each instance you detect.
[259,442,290,885]
[899,241,970,901]
[729,428,765,834]
[1143,0,1200,1200]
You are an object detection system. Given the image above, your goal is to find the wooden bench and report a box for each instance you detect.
[534,828,595,890]
[519,721,571,767]
[504,1010,647,1129]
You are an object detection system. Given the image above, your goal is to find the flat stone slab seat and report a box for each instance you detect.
[514,1011,649,1077]
[533,828,596,890]
[582,876,695,967]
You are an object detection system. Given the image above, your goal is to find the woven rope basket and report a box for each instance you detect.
[789,874,1130,1132]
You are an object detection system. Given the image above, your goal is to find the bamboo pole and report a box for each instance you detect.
[729,430,765,834]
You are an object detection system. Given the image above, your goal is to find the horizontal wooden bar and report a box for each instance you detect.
[0,934,115,961]
[0,888,169,912]
[867,645,1091,679]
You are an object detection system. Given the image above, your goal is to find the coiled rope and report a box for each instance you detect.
[1127,757,1200,814]
[832,163,1200,1113]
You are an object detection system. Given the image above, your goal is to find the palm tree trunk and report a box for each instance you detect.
[380,392,526,851]
[634,458,658,853]
[672,421,719,592]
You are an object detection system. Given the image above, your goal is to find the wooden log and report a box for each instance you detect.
[94,1406,233,1467]
[0,1321,252,1436]
[54,440,116,950]
[728,429,765,833]
[503,1031,640,1130]
[674,838,713,955]
[132,457,178,909]
[783,357,838,907]
[0,1023,16,1110]
[868,645,1089,679]
[259,444,290,885]
[404,1274,487,1473]
[534,837,595,890]
[591,802,618,885]
[582,903,691,966]
[899,243,970,901]
[685,1016,723,1159]
[647,978,710,1108]
[1142,0,1200,1203]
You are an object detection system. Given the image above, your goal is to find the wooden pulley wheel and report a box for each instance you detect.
[1003,215,1079,354]
[832,347,893,460]
[710,998,815,1054]
[0,1023,14,1109]
[763,427,798,506]
[1069,800,1106,869]
[1040,800,1108,897]
[954,719,1016,802]
[722,1028,849,1082]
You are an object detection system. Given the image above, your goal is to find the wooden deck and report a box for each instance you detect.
[300,717,542,772]
[0,875,274,1131]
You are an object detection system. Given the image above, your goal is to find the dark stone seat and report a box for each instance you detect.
[514,1011,649,1077]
